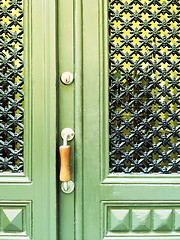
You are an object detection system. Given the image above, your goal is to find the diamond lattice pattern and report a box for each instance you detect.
[0,0,24,173]
[109,0,180,173]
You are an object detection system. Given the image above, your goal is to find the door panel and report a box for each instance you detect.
[0,0,57,239]
[58,0,180,239]
[82,0,180,239]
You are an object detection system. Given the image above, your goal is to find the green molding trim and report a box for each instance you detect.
[99,0,180,185]
[0,0,32,183]
[74,0,84,240]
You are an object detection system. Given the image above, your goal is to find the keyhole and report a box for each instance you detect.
[65,77,69,83]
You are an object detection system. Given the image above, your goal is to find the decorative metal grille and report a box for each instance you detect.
[109,0,180,173]
[0,0,24,173]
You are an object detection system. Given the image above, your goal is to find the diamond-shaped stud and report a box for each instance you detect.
[110,209,129,231]
[175,210,180,231]
[2,209,23,232]
[153,209,172,231]
[132,209,151,231]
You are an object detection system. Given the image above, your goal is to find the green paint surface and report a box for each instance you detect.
[0,0,57,239]
[57,0,180,239]
[10,0,179,239]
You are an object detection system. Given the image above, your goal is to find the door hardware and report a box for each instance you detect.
[60,72,73,85]
[59,128,75,193]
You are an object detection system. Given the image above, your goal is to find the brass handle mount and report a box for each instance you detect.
[60,128,75,194]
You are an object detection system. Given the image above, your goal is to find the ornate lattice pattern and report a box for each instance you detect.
[109,0,180,173]
[0,0,24,173]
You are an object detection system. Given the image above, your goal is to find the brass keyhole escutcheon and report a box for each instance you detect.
[61,72,73,85]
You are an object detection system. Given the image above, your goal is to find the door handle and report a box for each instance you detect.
[59,128,75,193]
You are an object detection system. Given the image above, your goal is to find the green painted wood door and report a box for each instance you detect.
[58,0,180,239]
[0,0,57,239]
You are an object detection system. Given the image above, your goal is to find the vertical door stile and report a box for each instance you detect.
[58,0,74,239]
[74,0,84,239]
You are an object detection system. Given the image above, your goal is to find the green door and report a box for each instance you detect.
[2,0,180,239]
[0,0,57,239]
[58,0,180,239]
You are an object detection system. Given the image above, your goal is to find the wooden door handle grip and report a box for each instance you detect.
[59,145,71,182]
